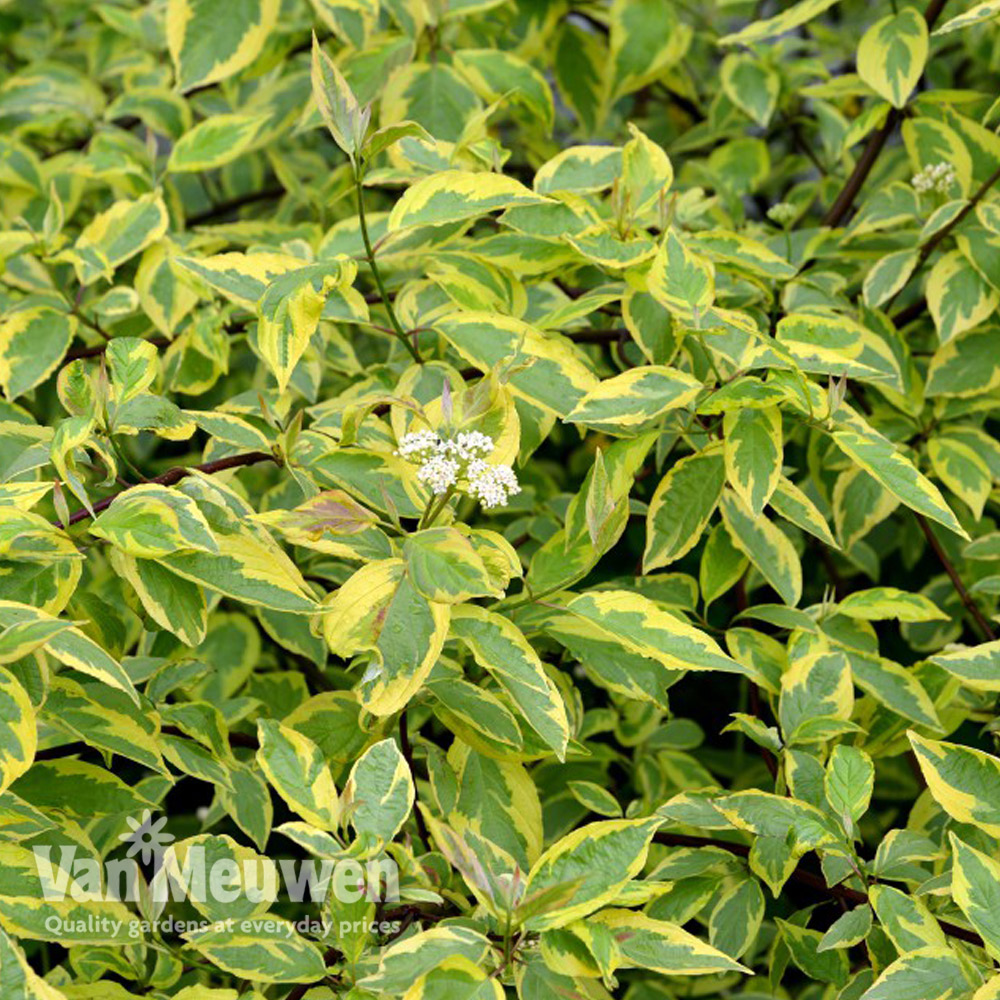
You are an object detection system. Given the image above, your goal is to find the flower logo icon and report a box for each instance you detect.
[119,810,174,865]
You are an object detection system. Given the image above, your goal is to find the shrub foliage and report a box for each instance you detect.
[2,0,1000,997]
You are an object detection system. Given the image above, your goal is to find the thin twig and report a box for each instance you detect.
[886,161,1000,313]
[399,709,432,851]
[822,0,951,228]
[560,327,628,344]
[65,336,169,361]
[355,173,420,363]
[68,301,111,341]
[186,187,286,226]
[915,163,1000,263]
[54,451,277,528]
[736,574,779,779]
[915,513,996,641]
[823,110,902,228]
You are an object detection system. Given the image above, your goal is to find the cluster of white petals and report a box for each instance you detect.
[415,454,460,494]
[396,430,521,509]
[467,459,521,509]
[395,429,439,462]
[440,430,494,462]
[912,161,957,194]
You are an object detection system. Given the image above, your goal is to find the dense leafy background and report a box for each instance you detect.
[3,0,1000,998]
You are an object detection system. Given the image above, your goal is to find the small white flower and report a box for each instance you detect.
[416,454,459,494]
[467,459,521,509]
[450,430,494,460]
[395,430,440,462]
[912,161,956,194]
[119,810,174,865]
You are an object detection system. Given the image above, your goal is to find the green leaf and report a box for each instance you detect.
[949,832,1000,959]
[859,948,972,1000]
[11,758,155,819]
[567,365,702,434]
[720,0,844,45]
[720,491,803,606]
[927,250,999,344]
[359,926,491,994]
[344,737,414,845]
[709,877,765,958]
[609,0,687,99]
[926,327,1000,398]
[770,476,838,548]
[311,33,363,158]
[909,731,1000,836]
[0,306,75,400]
[450,604,570,759]
[0,668,34,795]
[107,338,160,404]
[567,780,623,818]
[931,639,1000,690]
[549,589,764,686]
[934,0,1000,34]
[593,907,749,975]
[381,63,482,143]
[255,718,340,830]
[857,8,928,108]
[43,676,165,773]
[648,229,715,321]
[522,817,662,930]
[777,919,849,987]
[454,49,554,130]
[721,53,780,125]
[644,443,726,571]
[837,587,948,623]
[928,434,992,519]
[406,956,504,1000]
[183,916,327,983]
[824,744,874,826]
[552,25,608,135]
[723,405,782,515]
[257,262,350,394]
[90,485,217,559]
[534,146,622,196]
[0,926,66,997]
[167,0,279,92]
[321,559,449,717]
[863,248,920,308]
[0,601,139,705]
[831,415,968,539]
[869,883,946,952]
[389,171,549,230]
[713,789,839,850]
[434,311,599,418]
[779,651,854,744]
[404,527,500,603]
[818,905,873,951]
[168,114,265,172]
[57,194,169,286]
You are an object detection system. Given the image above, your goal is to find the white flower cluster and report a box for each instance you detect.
[912,161,957,194]
[468,459,520,508]
[395,430,521,509]
[415,453,460,495]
